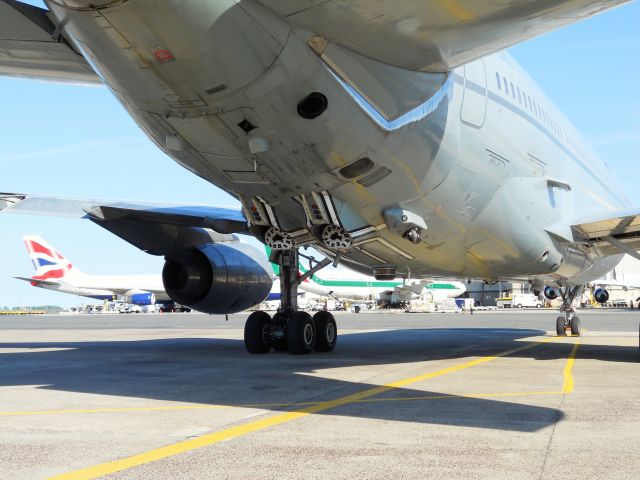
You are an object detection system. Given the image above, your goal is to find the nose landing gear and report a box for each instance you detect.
[243,248,337,354]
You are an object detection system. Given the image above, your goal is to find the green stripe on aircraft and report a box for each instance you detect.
[264,246,458,290]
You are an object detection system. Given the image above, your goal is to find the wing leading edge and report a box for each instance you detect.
[0,192,248,254]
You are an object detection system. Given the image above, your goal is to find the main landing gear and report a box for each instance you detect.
[244,248,337,354]
[555,285,583,336]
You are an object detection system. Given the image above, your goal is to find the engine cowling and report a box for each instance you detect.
[594,288,610,304]
[543,286,560,300]
[162,243,273,314]
[125,290,156,306]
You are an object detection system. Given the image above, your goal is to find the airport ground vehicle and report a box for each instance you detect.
[512,294,544,309]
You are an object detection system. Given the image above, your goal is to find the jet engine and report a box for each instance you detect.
[543,286,560,300]
[594,288,610,304]
[162,243,273,314]
[125,290,156,306]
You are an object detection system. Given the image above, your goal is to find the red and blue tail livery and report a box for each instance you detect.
[23,235,73,280]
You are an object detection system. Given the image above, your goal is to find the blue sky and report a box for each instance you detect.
[1,2,639,307]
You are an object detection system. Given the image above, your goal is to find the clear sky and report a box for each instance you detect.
[0,1,639,307]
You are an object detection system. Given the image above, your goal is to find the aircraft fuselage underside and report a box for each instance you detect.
[46,0,625,286]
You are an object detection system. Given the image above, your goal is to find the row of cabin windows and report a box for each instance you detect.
[494,72,584,158]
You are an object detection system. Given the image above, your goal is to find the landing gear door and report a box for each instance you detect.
[460,60,487,128]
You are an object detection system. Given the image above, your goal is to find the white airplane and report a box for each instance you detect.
[17,235,168,306]
[14,233,274,313]
[296,262,467,302]
[1,0,639,355]
[20,234,452,308]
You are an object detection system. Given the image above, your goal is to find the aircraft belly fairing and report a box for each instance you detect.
[0,0,634,287]
[40,1,464,273]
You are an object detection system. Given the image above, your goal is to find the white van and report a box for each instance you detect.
[512,294,543,308]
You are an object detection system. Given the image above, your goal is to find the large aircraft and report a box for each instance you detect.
[18,235,169,305]
[1,0,638,355]
[21,234,460,308]
[295,262,467,302]
[17,234,273,312]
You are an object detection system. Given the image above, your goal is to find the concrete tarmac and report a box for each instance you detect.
[0,310,638,479]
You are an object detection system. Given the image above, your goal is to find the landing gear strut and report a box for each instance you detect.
[244,248,337,354]
[555,285,583,336]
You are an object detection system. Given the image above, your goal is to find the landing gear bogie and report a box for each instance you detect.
[555,315,582,336]
[243,247,338,355]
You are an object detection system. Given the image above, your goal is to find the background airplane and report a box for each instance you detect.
[14,233,274,314]
[1,0,639,354]
[295,261,467,303]
[20,235,462,309]
[18,235,169,306]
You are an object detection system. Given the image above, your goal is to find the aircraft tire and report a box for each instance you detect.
[244,311,272,354]
[571,316,581,336]
[287,311,315,355]
[313,311,337,352]
[556,316,566,336]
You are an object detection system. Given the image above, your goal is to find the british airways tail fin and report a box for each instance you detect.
[23,235,77,281]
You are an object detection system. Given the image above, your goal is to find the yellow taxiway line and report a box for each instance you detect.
[562,340,580,393]
[48,336,572,480]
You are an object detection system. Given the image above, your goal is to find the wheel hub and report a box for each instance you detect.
[303,323,314,345]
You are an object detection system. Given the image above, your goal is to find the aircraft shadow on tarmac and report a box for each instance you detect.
[0,328,636,432]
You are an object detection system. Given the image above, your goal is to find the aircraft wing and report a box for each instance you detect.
[0,0,100,84]
[0,192,248,254]
[259,0,629,72]
[571,208,640,259]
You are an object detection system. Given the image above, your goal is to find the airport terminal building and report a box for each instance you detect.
[462,254,640,307]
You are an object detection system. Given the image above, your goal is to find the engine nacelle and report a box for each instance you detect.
[162,243,273,314]
[594,288,610,304]
[543,286,560,300]
[125,290,156,306]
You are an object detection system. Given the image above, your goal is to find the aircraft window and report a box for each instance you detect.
[503,77,509,95]
[510,82,516,99]
[496,72,501,90]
